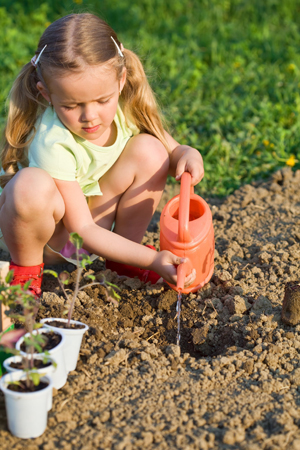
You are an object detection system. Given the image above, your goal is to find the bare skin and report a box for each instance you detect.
[0,64,204,287]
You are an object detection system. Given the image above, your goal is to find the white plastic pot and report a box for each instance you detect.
[0,371,52,439]
[40,318,89,372]
[16,327,67,389]
[3,355,55,411]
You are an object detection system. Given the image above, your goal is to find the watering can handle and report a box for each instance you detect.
[178,172,194,243]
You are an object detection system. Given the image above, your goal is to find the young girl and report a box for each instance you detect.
[0,13,203,296]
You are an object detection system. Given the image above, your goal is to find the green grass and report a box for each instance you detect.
[1,0,300,196]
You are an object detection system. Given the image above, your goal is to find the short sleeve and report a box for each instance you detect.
[29,140,77,181]
[28,109,81,181]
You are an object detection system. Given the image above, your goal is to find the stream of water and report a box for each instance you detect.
[176,291,182,346]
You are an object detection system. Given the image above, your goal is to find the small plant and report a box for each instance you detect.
[45,232,121,327]
[0,275,53,390]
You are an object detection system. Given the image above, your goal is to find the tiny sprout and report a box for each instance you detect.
[30,371,41,387]
[59,271,70,285]
[84,274,96,282]
[45,232,122,327]
[69,232,83,250]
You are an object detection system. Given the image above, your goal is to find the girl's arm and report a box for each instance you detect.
[164,131,204,186]
[53,178,195,286]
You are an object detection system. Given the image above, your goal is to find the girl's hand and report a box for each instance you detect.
[174,145,204,186]
[164,131,204,186]
[151,250,196,288]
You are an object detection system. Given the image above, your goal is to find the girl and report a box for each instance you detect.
[0,13,203,296]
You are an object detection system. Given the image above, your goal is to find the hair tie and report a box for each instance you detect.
[111,37,124,58]
[31,44,47,68]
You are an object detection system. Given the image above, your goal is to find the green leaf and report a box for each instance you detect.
[69,232,83,250]
[106,281,121,291]
[33,343,43,353]
[9,381,21,386]
[5,270,14,284]
[44,270,58,278]
[30,371,40,386]
[85,274,95,281]
[16,316,26,323]
[80,253,92,269]
[23,280,33,291]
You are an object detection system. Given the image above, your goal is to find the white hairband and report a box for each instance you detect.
[31,44,47,68]
[111,36,124,58]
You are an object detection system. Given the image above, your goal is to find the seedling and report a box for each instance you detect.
[0,261,12,332]
[0,275,53,389]
[46,232,121,327]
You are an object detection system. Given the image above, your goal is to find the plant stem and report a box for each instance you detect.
[58,278,71,303]
[26,313,34,389]
[79,281,105,290]
[67,266,83,327]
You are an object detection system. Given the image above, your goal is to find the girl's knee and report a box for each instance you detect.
[6,168,62,216]
[127,134,169,174]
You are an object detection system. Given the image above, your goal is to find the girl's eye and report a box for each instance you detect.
[98,99,110,104]
[63,105,76,110]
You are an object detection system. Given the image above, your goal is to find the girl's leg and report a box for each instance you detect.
[88,134,169,242]
[0,168,66,266]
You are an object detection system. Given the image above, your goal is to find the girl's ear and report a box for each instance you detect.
[36,81,51,102]
[120,67,127,92]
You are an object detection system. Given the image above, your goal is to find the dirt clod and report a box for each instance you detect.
[281,281,300,325]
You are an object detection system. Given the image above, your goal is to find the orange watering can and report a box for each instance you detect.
[160,172,215,293]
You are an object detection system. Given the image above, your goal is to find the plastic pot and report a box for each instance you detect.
[16,327,67,389]
[3,355,55,411]
[0,371,52,439]
[40,318,89,372]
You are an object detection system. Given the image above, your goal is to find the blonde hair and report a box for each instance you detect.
[1,13,169,188]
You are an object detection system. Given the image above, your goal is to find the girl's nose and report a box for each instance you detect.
[81,104,98,122]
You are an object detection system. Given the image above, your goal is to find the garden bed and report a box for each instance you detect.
[1,168,300,449]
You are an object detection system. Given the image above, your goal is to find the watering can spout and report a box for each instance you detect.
[176,258,193,292]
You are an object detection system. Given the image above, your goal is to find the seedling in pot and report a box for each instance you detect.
[45,232,121,328]
[0,273,54,391]
[42,233,121,372]
[0,275,55,438]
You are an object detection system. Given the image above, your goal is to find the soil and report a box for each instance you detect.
[2,168,300,448]
[20,332,62,353]
[43,320,86,330]
[9,360,52,370]
[7,380,49,393]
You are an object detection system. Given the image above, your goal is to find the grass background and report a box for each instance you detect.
[0,0,300,196]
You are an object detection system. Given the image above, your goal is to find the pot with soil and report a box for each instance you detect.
[15,328,67,389]
[40,318,89,372]
[0,370,52,439]
[3,355,55,410]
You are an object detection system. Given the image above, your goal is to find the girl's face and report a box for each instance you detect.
[37,64,126,146]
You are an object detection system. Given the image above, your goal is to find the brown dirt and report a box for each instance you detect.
[20,332,62,353]
[9,360,52,370]
[7,380,49,393]
[2,169,300,449]
[42,320,86,330]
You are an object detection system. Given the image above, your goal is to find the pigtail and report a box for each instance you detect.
[121,49,171,153]
[0,63,46,188]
